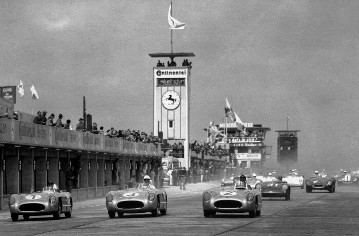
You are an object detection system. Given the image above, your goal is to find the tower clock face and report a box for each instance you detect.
[162,90,181,110]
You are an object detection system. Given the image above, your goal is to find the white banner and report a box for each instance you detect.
[235,153,261,160]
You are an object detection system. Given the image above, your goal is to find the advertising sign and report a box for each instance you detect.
[235,153,261,160]
[0,86,16,104]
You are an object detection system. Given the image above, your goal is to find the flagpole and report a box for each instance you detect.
[170,2,173,54]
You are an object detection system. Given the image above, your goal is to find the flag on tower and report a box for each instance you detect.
[234,111,246,133]
[224,98,236,122]
[30,85,39,100]
[17,80,24,98]
[168,3,185,29]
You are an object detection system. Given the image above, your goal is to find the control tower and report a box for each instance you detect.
[149,52,195,169]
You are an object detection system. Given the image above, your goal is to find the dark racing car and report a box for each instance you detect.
[305,176,336,193]
[255,177,291,200]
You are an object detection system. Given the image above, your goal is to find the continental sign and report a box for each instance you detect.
[0,118,161,156]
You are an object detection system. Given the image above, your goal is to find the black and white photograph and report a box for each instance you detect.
[1,1,359,235]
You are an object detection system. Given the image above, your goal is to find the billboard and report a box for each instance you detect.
[0,86,16,104]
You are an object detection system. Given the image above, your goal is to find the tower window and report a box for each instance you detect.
[169,120,173,128]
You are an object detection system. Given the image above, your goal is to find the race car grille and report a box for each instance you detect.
[314,184,324,187]
[19,203,45,211]
[214,200,242,208]
[117,201,144,209]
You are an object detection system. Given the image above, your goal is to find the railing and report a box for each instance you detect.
[0,118,162,156]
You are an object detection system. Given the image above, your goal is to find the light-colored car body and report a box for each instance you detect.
[202,184,262,218]
[9,187,72,221]
[106,186,167,218]
[337,174,358,185]
[283,175,304,189]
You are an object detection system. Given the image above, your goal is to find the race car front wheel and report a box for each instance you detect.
[11,213,18,222]
[53,204,62,220]
[108,211,116,219]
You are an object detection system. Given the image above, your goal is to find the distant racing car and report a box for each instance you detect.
[106,185,167,218]
[337,173,358,185]
[305,176,336,193]
[255,179,291,200]
[283,174,304,189]
[9,186,72,221]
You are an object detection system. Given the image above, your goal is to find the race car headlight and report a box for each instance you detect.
[9,196,16,205]
[354,178,358,181]
[255,184,261,190]
[282,185,289,191]
[49,196,56,204]
[106,194,114,202]
[203,192,211,201]
[327,181,332,185]
[148,193,155,201]
[246,193,254,202]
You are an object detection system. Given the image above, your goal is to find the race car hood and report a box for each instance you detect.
[259,181,287,190]
[306,177,335,185]
[111,188,155,199]
[205,186,253,198]
[18,192,52,202]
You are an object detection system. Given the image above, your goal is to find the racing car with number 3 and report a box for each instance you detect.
[202,182,262,218]
[9,187,73,221]
[106,185,167,218]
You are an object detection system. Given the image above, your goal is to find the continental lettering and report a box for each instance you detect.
[156,70,186,76]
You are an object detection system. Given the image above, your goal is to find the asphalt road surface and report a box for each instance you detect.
[1,184,359,236]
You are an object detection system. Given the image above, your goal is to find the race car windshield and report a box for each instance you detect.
[42,186,54,192]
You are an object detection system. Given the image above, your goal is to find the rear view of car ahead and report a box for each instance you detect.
[305,176,336,193]
[9,187,72,221]
[255,180,291,201]
[202,184,262,218]
[106,186,167,218]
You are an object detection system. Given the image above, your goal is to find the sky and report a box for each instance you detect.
[1,0,359,173]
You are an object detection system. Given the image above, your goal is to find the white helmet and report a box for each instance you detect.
[268,173,272,176]
[143,175,151,180]
[252,173,257,177]
[314,170,319,174]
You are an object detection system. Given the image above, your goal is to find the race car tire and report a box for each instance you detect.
[329,186,335,193]
[285,190,291,201]
[65,205,72,218]
[11,213,18,222]
[23,215,29,221]
[256,209,261,216]
[249,204,257,218]
[151,202,160,217]
[53,204,62,220]
[306,186,312,193]
[108,211,116,219]
[203,210,212,218]
[117,212,124,217]
[160,208,167,215]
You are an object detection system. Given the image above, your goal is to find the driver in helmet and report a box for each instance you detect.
[234,175,252,190]
[140,175,155,190]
